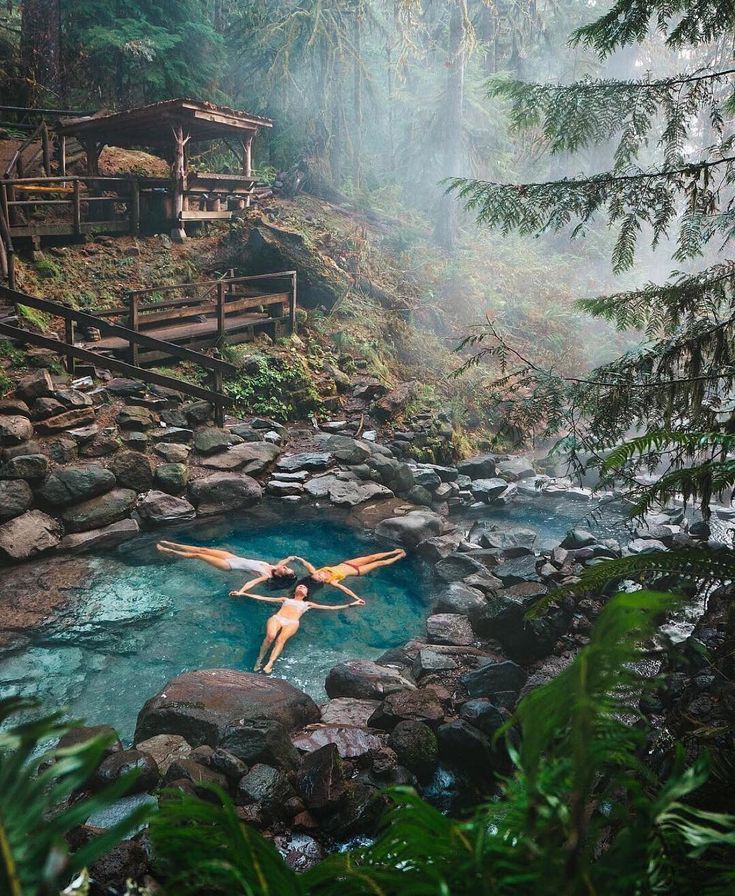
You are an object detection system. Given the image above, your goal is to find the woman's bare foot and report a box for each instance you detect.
[253,662,262,672]
[263,664,273,674]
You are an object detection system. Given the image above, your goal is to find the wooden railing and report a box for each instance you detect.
[0,285,235,424]
[96,271,298,355]
[0,175,141,239]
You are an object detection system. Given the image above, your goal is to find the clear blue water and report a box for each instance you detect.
[0,518,430,742]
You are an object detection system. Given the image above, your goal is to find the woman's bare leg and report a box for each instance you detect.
[156,544,234,571]
[158,542,236,561]
[254,617,282,672]
[263,624,299,674]
[345,549,407,575]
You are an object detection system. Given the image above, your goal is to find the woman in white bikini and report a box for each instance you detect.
[229,548,407,602]
[155,540,297,586]
[241,583,365,674]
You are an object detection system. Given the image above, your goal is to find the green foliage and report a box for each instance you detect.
[450,0,735,515]
[0,340,26,368]
[16,304,52,332]
[0,368,11,396]
[225,346,321,421]
[0,696,151,896]
[33,254,62,281]
[148,591,735,895]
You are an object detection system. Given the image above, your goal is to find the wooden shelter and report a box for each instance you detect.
[58,98,273,239]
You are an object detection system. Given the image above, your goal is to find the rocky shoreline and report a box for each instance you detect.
[1,364,726,890]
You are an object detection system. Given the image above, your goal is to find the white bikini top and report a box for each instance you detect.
[281,598,310,617]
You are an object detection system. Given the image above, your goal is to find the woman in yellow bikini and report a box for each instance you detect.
[243,582,365,674]
[229,548,407,602]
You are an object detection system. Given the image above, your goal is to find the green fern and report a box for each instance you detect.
[148,592,735,896]
[0,697,151,896]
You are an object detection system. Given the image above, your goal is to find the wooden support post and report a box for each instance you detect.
[72,179,81,235]
[216,281,226,344]
[243,134,253,177]
[59,135,66,177]
[129,292,139,366]
[84,139,100,176]
[41,121,51,176]
[0,183,16,290]
[5,179,16,227]
[170,126,189,242]
[130,178,140,235]
[213,368,224,427]
[64,318,76,374]
[290,273,297,334]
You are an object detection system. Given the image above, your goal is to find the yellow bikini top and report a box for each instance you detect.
[319,565,347,583]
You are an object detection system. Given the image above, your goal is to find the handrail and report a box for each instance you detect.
[2,175,135,186]
[0,286,235,375]
[4,120,45,178]
[0,321,233,408]
[129,270,297,298]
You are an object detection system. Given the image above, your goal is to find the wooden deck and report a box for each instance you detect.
[88,301,288,364]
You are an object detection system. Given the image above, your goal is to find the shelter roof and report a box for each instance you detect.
[59,98,272,147]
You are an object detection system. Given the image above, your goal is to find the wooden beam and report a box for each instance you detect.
[0,320,232,406]
[0,286,235,374]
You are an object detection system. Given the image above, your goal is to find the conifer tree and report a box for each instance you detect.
[451,0,735,514]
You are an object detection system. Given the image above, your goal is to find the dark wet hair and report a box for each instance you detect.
[272,568,297,584]
[295,575,324,593]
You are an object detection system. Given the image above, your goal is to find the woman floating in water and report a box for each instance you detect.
[156,541,298,587]
[242,582,365,674]
[230,548,407,602]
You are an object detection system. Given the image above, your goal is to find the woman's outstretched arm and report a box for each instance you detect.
[292,556,317,574]
[308,595,365,610]
[230,574,269,596]
[329,581,365,604]
[229,590,285,603]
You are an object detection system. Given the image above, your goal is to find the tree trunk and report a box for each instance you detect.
[20,0,62,105]
[352,6,364,190]
[435,1,465,252]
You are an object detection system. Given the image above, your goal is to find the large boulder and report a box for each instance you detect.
[296,743,346,811]
[291,725,382,759]
[236,764,295,819]
[437,720,495,777]
[193,427,236,456]
[434,552,487,583]
[470,478,509,502]
[367,688,444,730]
[0,415,33,446]
[325,661,416,700]
[133,734,192,775]
[276,452,334,473]
[493,555,540,586]
[60,519,140,554]
[314,434,371,465]
[34,407,96,434]
[116,406,157,431]
[137,490,196,526]
[0,479,33,522]
[154,462,189,495]
[469,523,537,554]
[0,509,61,561]
[94,749,159,794]
[318,697,380,727]
[0,453,49,481]
[220,718,301,770]
[109,450,154,491]
[134,670,320,747]
[37,464,115,507]
[188,472,263,516]
[461,660,527,701]
[388,720,438,781]
[426,613,474,646]
[61,488,137,533]
[374,510,443,549]
[433,583,486,616]
[15,370,53,402]
[200,441,280,473]
[456,454,497,479]
[372,381,419,421]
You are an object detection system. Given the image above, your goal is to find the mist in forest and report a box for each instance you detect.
[0,1,713,373]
